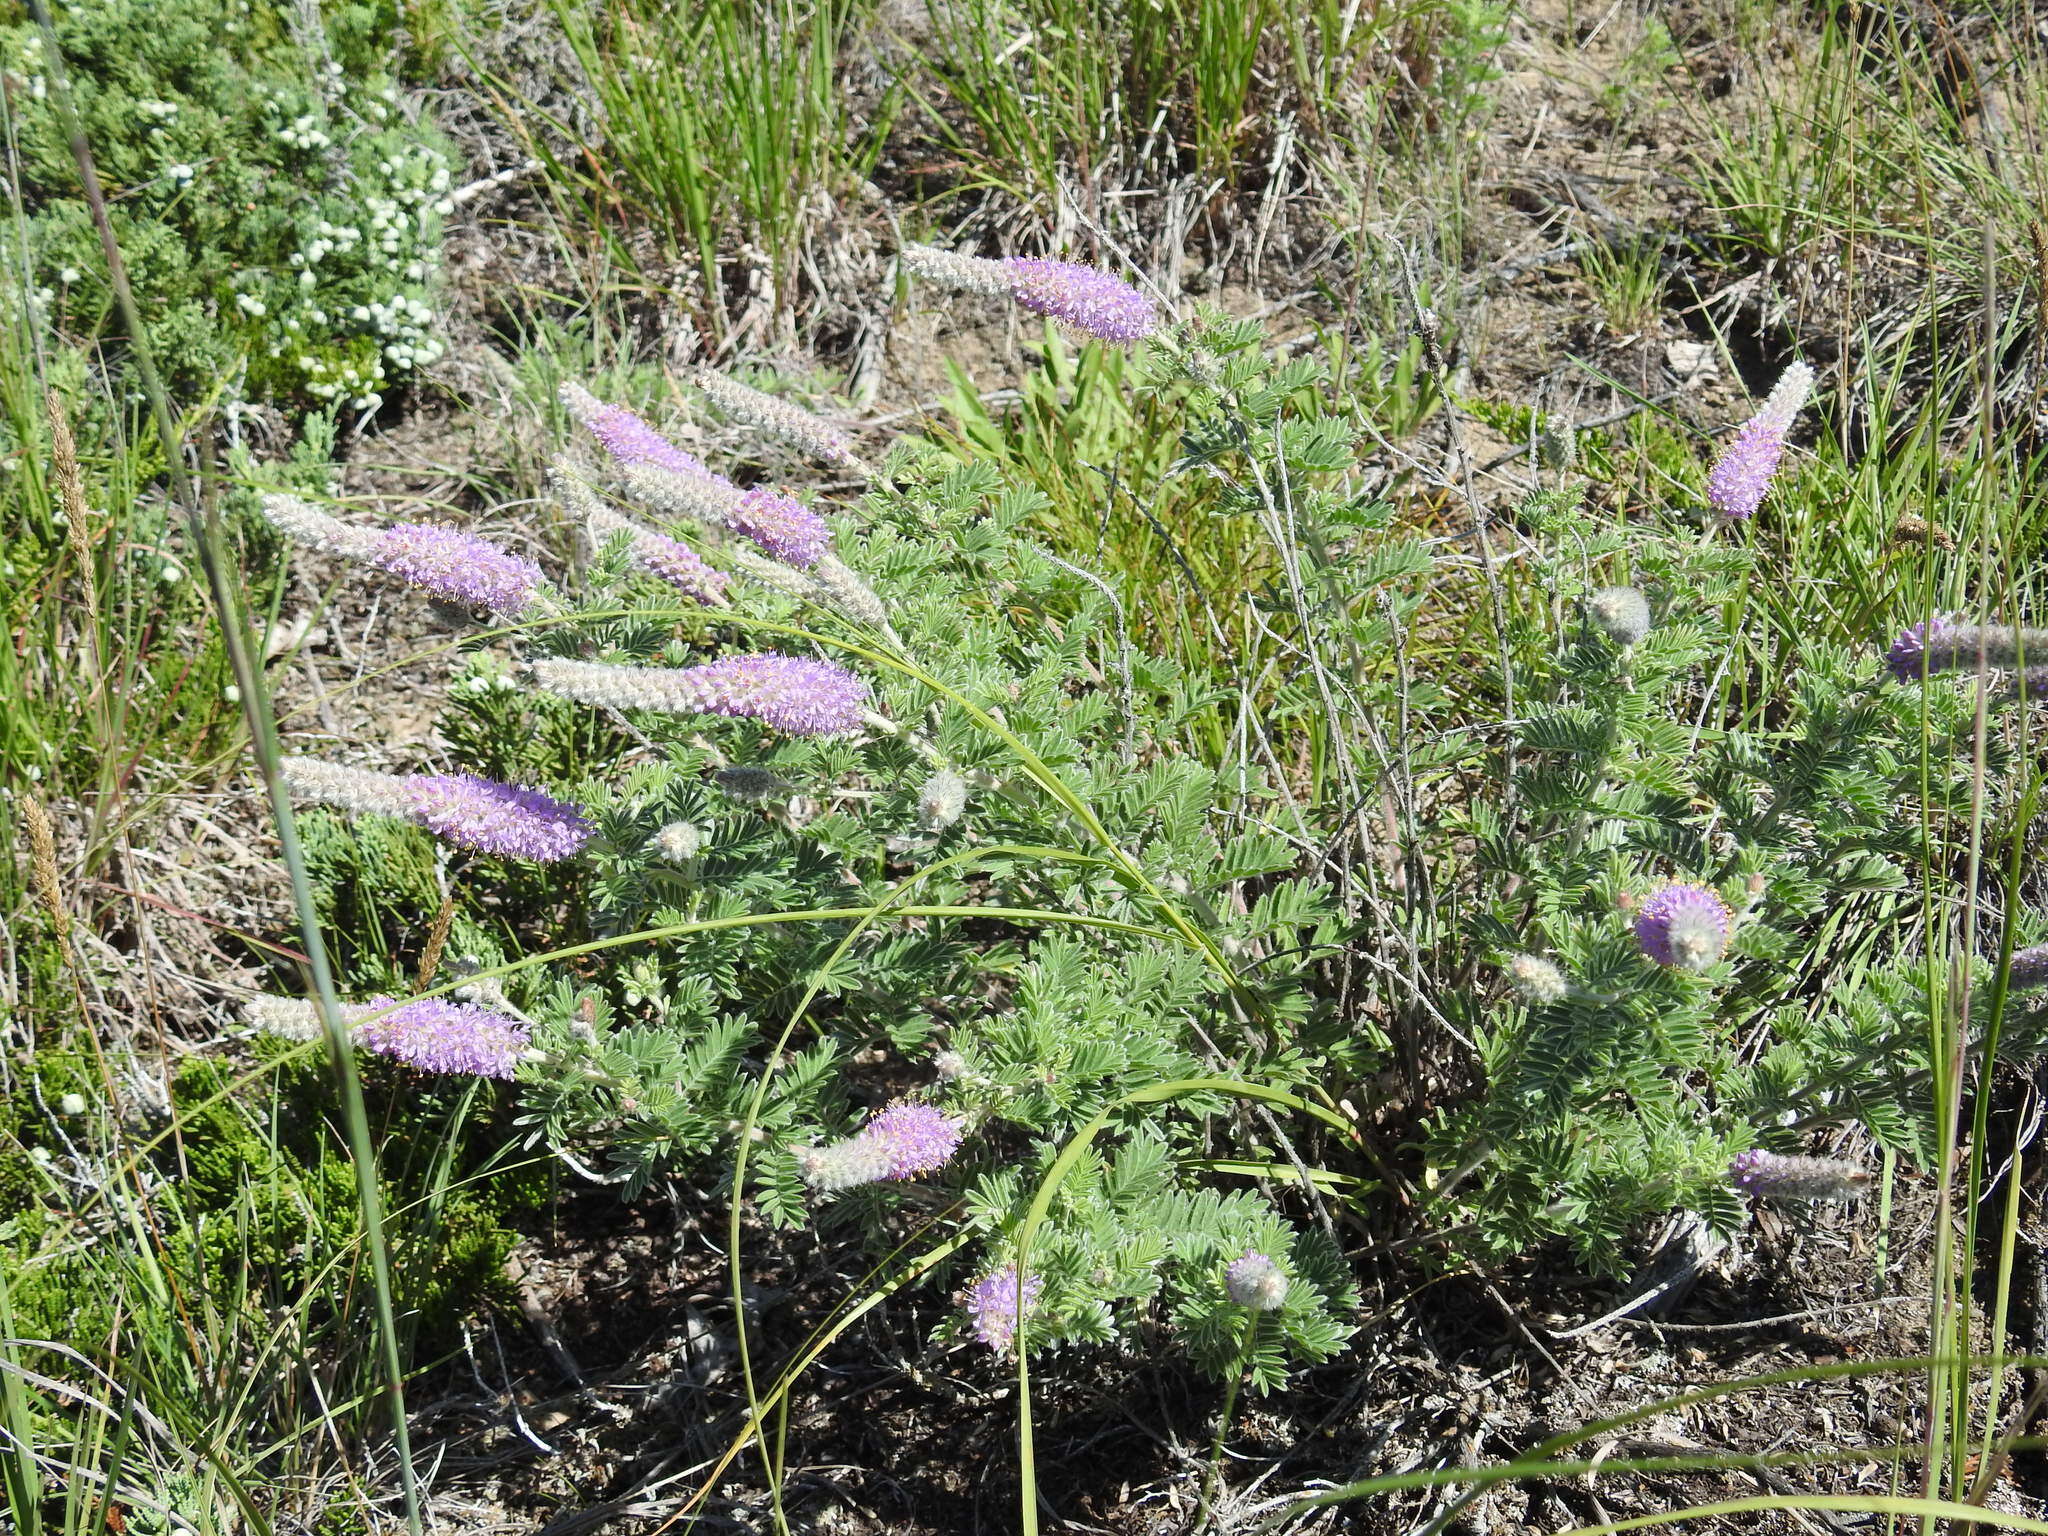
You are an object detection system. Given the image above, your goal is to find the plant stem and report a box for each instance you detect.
[1198,1310,1254,1530]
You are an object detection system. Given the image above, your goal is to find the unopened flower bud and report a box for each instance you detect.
[715,765,791,803]
[1586,586,1652,647]
[649,820,705,863]
[1506,954,1569,1004]
[1537,425,1577,472]
[1729,1148,1871,1202]
[917,768,969,831]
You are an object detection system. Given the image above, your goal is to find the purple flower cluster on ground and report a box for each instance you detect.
[1635,882,1733,970]
[969,1264,1042,1351]
[355,997,530,1079]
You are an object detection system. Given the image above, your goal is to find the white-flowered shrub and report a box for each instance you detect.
[2,0,450,406]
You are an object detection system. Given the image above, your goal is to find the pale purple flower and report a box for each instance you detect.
[1224,1251,1289,1311]
[693,369,867,473]
[1003,257,1158,343]
[561,382,717,479]
[1887,615,1963,683]
[796,1102,962,1194]
[369,523,550,618]
[402,773,594,862]
[969,1263,1042,1351]
[864,1102,963,1178]
[583,501,730,604]
[1886,620,2048,684]
[282,759,593,861]
[2009,943,2048,993]
[531,653,870,737]
[899,243,1158,344]
[728,486,830,568]
[1728,1148,1871,1202]
[1706,361,1814,519]
[261,497,550,618]
[354,996,529,1079]
[1635,882,1733,970]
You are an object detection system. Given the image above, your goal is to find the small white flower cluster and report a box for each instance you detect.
[5,29,46,101]
[276,112,333,151]
[137,98,180,122]
[246,118,453,404]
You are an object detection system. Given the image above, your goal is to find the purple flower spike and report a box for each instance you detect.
[2009,943,2048,993]
[796,1101,962,1194]
[632,525,730,602]
[1886,616,1962,683]
[355,996,529,1079]
[531,653,870,737]
[1002,257,1158,344]
[969,1263,1042,1352]
[729,486,831,568]
[1706,361,1814,520]
[1635,882,1733,970]
[1729,1148,1871,1202]
[561,382,719,480]
[401,773,594,862]
[584,502,729,604]
[676,653,868,734]
[369,523,550,618]
[864,1102,963,1179]
[1225,1251,1290,1311]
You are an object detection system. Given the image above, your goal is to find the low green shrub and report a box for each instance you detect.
[256,281,2036,1404]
